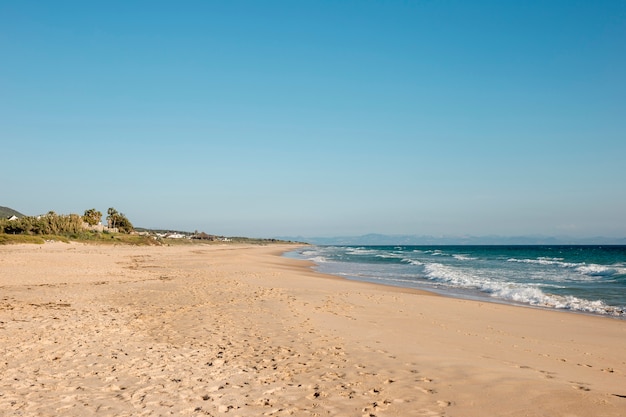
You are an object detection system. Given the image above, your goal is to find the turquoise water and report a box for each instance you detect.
[289,245,626,317]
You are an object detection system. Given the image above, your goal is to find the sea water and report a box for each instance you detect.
[287,245,626,318]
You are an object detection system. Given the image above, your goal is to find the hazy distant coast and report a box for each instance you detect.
[279,233,626,246]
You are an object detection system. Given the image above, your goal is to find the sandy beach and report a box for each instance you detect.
[1,242,625,416]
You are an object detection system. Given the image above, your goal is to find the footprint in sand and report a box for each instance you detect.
[416,387,437,395]
[571,383,591,391]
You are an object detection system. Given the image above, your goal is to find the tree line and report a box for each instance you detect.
[0,208,133,235]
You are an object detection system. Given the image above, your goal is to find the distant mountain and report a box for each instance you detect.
[276,233,626,246]
[0,206,26,219]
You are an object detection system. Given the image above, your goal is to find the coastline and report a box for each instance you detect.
[284,249,626,317]
[1,242,625,416]
[288,245,626,319]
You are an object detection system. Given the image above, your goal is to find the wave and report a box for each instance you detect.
[345,247,379,255]
[507,257,578,267]
[402,258,424,266]
[422,263,625,317]
[496,286,624,316]
[375,253,405,260]
[310,256,328,263]
[424,250,445,256]
[423,263,482,288]
[419,250,478,261]
[507,257,625,279]
[575,264,624,277]
[452,254,478,261]
[292,246,626,318]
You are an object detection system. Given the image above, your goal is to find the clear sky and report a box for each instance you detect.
[2,1,625,238]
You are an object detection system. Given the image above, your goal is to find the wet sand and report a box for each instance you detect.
[1,242,625,416]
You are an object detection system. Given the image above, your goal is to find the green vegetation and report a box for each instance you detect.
[106,207,133,233]
[0,205,298,246]
[0,207,133,235]
[83,208,102,226]
[0,211,84,235]
[0,206,137,245]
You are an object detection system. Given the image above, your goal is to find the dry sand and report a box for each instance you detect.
[0,242,625,417]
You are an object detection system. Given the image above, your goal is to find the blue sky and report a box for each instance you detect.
[2,1,625,238]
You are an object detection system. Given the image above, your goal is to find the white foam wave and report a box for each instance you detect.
[423,263,482,288]
[494,286,623,315]
[375,253,404,259]
[423,263,625,316]
[422,250,446,256]
[452,254,478,261]
[346,247,378,255]
[310,256,328,263]
[507,257,578,267]
[508,257,624,279]
[575,264,622,277]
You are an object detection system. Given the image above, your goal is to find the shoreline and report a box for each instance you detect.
[1,242,625,416]
[285,245,626,320]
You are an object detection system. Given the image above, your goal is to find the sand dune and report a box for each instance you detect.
[1,242,624,416]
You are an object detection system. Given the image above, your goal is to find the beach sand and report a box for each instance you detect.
[1,242,625,416]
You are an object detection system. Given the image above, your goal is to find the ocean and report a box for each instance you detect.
[287,245,626,318]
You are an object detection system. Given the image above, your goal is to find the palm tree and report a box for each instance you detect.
[107,207,119,229]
